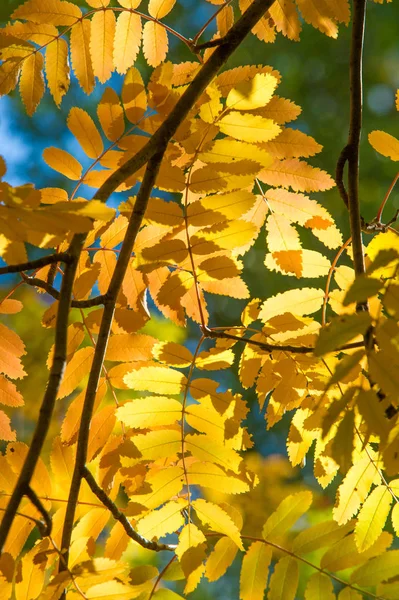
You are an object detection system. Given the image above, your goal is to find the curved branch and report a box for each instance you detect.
[82,467,175,552]
[25,486,52,537]
[0,253,71,275]
[21,275,106,308]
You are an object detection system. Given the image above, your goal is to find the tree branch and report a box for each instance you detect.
[82,467,175,552]
[25,486,52,537]
[59,151,165,574]
[91,0,276,204]
[345,0,367,280]
[0,234,85,552]
[0,253,71,275]
[21,274,106,308]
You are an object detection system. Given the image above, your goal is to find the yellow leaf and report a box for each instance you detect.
[153,341,193,367]
[295,0,338,38]
[239,541,272,600]
[176,523,206,560]
[67,107,103,159]
[333,456,378,525]
[57,346,95,399]
[12,0,82,26]
[87,405,116,461]
[199,140,272,168]
[262,491,313,542]
[142,21,168,68]
[106,334,156,362]
[45,38,69,106]
[304,572,335,600]
[392,501,399,537]
[113,12,141,74]
[186,462,250,494]
[0,411,16,441]
[70,20,94,94]
[124,366,187,394]
[116,397,182,429]
[259,287,324,322]
[259,95,301,124]
[218,111,281,143]
[132,466,184,509]
[259,158,335,192]
[269,0,301,40]
[122,67,147,123]
[206,537,238,582]
[189,162,260,194]
[90,10,115,83]
[355,485,392,552]
[86,580,144,600]
[42,146,82,180]
[0,375,24,407]
[268,557,298,600]
[338,588,362,600]
[226,72,278,111]
[71,508,109,544]
[137,500,185,539]
[19,51,44,116]
[133,429,181,461]
[193,499,243,549]
[350,548,399,587]
[292,519,354,555]
[0,59,21,96]
[315,313,371,356]
[369,130,399,161]
[97,87,125,141]
[148,0,176,19]
[14,542,47,600]
[185,433,242,473]
[261,127,322,159]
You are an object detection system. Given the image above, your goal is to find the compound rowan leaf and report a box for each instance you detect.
[90,10,116,83]
[45,38,69,106]
[42,147,82,180]
[19,51,44,116]
[67,107,103,159]
[239,541,272,600]
[369,130,399,161]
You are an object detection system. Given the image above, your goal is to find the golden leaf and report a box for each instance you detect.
[259,158,335,192]
[218,112,281,143]
[239,541,272,600]
[193,499,243,549]
[116,396,182,429]
[148,0,176,19]
[355,485,392,552]
[42,146,82,180]
[57,346,95,399]
[68,107,103,159]
[45,38,69,106]
[268,557,298,600]
[114,12,141,74]
[142,21,168,68]
[136,500,185,539]
[12,0,82,26]
[304,572,335,600]
[295,0,338,38]
[369,130,399,161]
[226,72,278,111]
[262,491,313,542]
[206,537,238,582]
[19,51,44,116]
[90,10,116,83]
[70,20,94,94]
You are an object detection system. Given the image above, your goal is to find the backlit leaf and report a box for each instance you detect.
[67,107,103,159]
[262,491,312,542]
[239,541,272,600]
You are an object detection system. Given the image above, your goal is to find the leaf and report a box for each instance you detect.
[19,51,44,116]
[185,433,242,473]
[218,112,281,143]
[369,130,399,161]
[113,12,141,74]
[45,38,69,106]
[186,462,250,494]
[206,537,238,582]
[42,147,82,180]
[315,313,371,356]
[333,456,378,525]
[148,0,176,19]
[295,0,338,37]
[86,580,145,600]
[12,0,82,26]
[90,10,116,83]
[123,366,186,395]
[122,67,147,122]
[0,375,24,407]
[67,107,103,159]
[106,334,155,362]
[259,288,324,322]
[292,519,354,555]
[136,500,185,539]
[0,412,16,441]
[116,397,182,429]
[304,572,335,600]
[57,346,95,399]
[239,541,272,600]
[350,549,399,587]
[142,21,168,68]
[259,158,335,192]
[226,73,278,111]
[261,128,322,159]
[70,20,94,94]
[193,499,243,549]
[355,485,392,552]
[268,557,298,600]
[262,491,312,542]
[343,275,383,305]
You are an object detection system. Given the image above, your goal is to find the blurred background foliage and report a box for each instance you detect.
[0,1,399,597]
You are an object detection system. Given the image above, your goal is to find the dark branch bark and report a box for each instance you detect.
[59,151,165,573]
[0,234,84,552]
[25,486,52,537]
[82,467,175,552]
[21,275,106,308]
[0,253,71,275]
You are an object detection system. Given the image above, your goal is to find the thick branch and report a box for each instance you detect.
[82,467,174,552]
[60,152,165,572]
[0,234,85,552]
[22,275,106,308]
[346,0,367,279]
[92,0,276,203]
[0,252,71,275]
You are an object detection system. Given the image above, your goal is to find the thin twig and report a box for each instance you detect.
[21,274,106,308]
[82,467,175,552]
[0,253,71,275]
[25,486,52,537]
